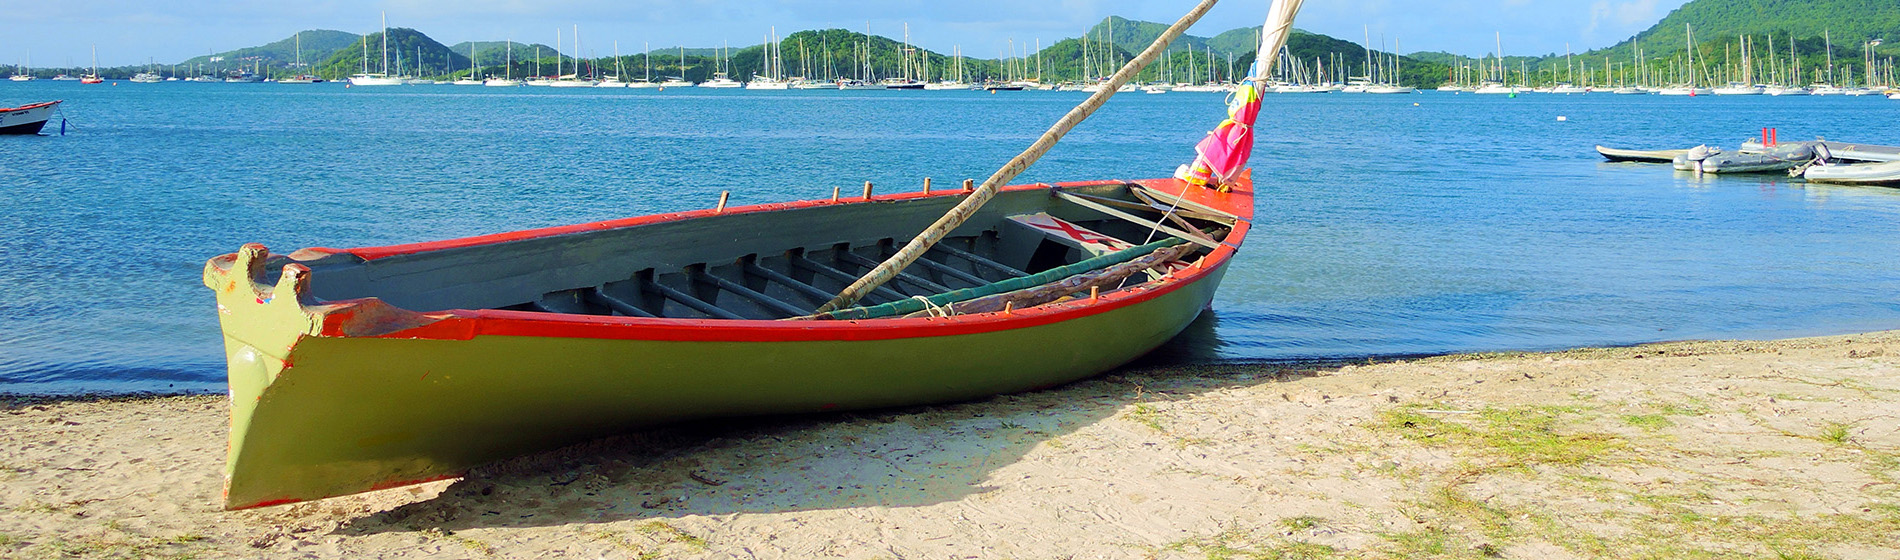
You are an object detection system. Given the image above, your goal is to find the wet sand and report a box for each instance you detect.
[2,331,1897,559]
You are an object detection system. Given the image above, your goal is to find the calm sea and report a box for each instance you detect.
[3,82,1898,393]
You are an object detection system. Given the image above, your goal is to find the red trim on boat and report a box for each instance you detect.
[0,100,61,112]
[308,176,1254,344]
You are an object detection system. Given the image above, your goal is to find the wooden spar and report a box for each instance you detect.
[815,0,1224,313]
[1054,191,1220,249]
[1125,188,1221,235]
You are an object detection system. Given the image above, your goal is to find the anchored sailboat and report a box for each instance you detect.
[349,13,405,86]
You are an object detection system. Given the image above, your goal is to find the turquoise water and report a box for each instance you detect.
[3,81,1899,393]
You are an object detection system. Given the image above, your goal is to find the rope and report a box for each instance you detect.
[814,0,1224,313]
[910,296,954,318]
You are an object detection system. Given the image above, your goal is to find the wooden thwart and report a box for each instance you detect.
[1054,192,1220,249]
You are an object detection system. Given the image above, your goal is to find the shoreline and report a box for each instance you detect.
[3,331,1895,558]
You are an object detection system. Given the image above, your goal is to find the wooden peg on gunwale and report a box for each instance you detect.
[832,186,841,202]
[923,177,933,194]
[716,191,730,213]
[962,179,975,193]
[863,181,875,200]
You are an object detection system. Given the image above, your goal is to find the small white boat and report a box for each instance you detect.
[129,72,163,83]
[836,79,882,90]
[1890,92,1900,100]
[699,73,742,88]
[1765,86,1810,96]
[0,100,60,135]
[745,76,790,90]
[1611,87,1648,95]
[658,78,694,88]
[1550,84,1588,94]
[594,77,629,88]
[1366,84,1415,94]
[348,73,403,86]
[1472,83,1514,95]
[451,78,482,86]
[1596,145,1690,163]
[627,81,664,89]
[924,81,972,90]
[1658,86,1713,96]
[483,78,521,87]
[1712,83,1763,95]
[1803,160,1900,185]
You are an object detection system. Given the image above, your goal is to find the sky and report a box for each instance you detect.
[6,0,1693,68]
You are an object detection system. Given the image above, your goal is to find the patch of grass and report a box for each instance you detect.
[1621,414,1674,431]
[15,500,64,514]
[636,521,707,550]
[1161,528,1338,560]
[1127,403,1167,433]
[0,534,15,546]
[1279,516,1325,532]
[1379,527,1456,557]
[1376,405,1625,470]
[1425,485,1516,542]
[1655,401,1710,417]
[587,531,660,560]
[27,533,213,560]
[422,527,494,557]
[1817,422,1853,445]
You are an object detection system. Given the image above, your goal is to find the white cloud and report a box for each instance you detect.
[1587,0,1660,35]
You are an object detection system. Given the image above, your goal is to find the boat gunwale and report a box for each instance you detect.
[272,176,1254,344]
[0,100,61,113]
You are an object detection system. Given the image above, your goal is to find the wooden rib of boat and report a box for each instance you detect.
[204,177,1251,509]
[0,100,62,135]
[1595,145,1690,163]
[203,0,1290,510]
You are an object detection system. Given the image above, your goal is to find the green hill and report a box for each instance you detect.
[444,41,563,69]
[1077,16,1448,86]
[1614,0,1897,56]
[177,30,359,68]
[316,28,469,79]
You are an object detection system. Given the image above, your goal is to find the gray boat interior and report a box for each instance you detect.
[273,183,1231,320]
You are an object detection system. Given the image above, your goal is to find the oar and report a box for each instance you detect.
[815,0,1224,313]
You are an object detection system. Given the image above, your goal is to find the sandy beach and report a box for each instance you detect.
[2,331,1896,559]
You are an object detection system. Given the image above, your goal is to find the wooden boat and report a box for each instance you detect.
[0,100,62,135]
[202,0,1290,510]
[1595,145,1690,163]
[205,177,1251,509]
[1802,160,1900,186]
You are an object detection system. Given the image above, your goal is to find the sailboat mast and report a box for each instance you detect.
[381,12,389,75]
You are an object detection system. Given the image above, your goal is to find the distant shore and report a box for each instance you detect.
[3,331,1896,558]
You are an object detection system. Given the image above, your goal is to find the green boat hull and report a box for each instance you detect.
[212,254,1229,509]
[205,176,1254,509]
